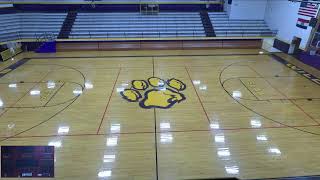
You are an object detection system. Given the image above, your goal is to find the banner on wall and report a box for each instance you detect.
[296,0,319,29]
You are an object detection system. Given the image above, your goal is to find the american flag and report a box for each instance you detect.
[296,0,319,29]
[298,1,318,18]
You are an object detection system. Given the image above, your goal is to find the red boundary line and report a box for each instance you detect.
[185,66,211,124]
[96,68,122,134]
[3,124,319,139]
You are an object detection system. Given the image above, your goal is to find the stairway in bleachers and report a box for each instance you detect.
[58,11,78,39]
[200,11,215,37]
[209,12,275,37]
[70,12,205,38]
[0,13,66,43]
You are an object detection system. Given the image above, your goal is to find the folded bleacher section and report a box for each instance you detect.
[0,11,276,44]
[209,12,275,37]
[0,14,20,42]
[70,12,206,38]
[200,11,215,37]
[0,13,67,43]
[58,11,77,39]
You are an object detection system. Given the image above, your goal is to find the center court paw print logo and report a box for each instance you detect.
[120,77,186,109]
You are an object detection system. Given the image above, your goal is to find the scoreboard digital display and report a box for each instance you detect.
[1,146,55,178]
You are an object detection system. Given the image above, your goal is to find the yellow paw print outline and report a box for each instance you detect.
[120,77,186,109]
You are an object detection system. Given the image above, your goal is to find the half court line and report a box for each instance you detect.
[153,56,159,180]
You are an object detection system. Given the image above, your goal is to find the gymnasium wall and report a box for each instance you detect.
[264,0,313,49]
[228,0,267,20]
[224,0,231,16]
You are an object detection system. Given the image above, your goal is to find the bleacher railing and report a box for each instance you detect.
[71,29,277,39]
[74,30,204,38]
[3,0,224,4]
[217,30,278,37]
[1,30,277,43]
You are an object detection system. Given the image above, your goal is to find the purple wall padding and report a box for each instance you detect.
[298,51,320,70]
[35,41,56,53]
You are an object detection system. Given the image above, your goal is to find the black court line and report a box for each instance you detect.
[152,56,159,180]
[269,54,320,86]
[0,58,43,117]
[0,85,35,117]
[152,57,155,77]
[154,108,159,180]
[0,58,30,78]
[28,52,268,60]
[25,63,87,81]
[0,96,80,143]
[246,64,264,78]
[44,82,65,107]
[2,82,81,109]
[0,77,84,109]
[260,73,320,126]
[239,78,260,100]
[0,63,86,142]
[222,77,320,102]
[237,75,301,78]
[248,174,320,180]
[219,61,320,136]
[0,70,52,119]
[221,75,320,102]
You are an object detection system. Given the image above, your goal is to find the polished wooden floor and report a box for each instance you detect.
[1,49,320,180]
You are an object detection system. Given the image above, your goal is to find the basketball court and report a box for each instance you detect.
[1,0,320,179]
[0,49,320,179]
